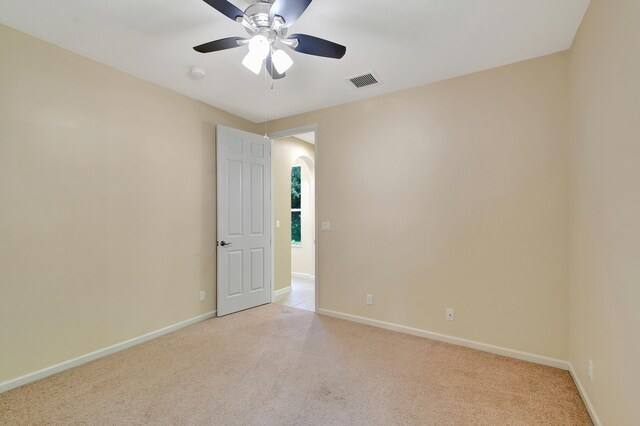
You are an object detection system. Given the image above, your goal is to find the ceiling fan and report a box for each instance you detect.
[193,0,346,79]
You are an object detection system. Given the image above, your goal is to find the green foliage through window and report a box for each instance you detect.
[291,212,301,244]
[291,166,301,244]
[291,166,301,209]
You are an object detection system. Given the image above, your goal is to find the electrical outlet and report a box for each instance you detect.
[200,291,206,302]
[588,359,594,381]
[366,294,373,305]
[321,222,331,231]
[446,308,454,321]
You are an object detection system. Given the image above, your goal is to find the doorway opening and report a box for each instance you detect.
[271,129,316,312]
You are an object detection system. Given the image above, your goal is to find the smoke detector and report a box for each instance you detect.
[189,66,207,80]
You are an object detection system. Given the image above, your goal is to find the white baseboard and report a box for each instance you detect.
[317,309,569,370]
[0,310,216,394]
[273,286,292,297]
[569,363,602,426]
[291,272,314,279]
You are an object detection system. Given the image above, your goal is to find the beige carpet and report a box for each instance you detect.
[1,304,591,425]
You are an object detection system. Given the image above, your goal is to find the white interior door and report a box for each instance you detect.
[217,125,271,316]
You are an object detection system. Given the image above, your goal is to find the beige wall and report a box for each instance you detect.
[269,53,571,360]
[272,137,315,290]
[291,157,315,276]
[0,24,257,383]
[569,0,640,424]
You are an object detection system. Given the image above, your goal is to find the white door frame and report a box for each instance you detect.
[269,124,319,312]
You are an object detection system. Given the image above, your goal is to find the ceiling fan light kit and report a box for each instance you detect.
[194,0,346,79]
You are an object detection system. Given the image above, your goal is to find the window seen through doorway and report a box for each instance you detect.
[291,165,301,245]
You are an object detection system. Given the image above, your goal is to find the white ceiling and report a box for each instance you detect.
[0,0,590,123]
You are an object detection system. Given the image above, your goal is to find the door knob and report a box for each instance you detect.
[220,241,232,247]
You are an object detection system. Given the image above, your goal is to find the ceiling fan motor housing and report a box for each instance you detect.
[245,2,271,27]
[243,1,287,43]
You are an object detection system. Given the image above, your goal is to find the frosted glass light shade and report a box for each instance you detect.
[242,52,263,74]
[248,35,270,60]
[272,49,293,74]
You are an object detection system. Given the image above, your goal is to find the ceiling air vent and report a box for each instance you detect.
[347,72,381,89]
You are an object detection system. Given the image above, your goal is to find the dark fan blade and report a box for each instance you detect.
[288,34,346,59]
[202,0,244,21]
[194,37,246,53]
[269,0,313,27]
[266,55,286,80]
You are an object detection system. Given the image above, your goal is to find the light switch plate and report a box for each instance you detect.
[321,222,331,231]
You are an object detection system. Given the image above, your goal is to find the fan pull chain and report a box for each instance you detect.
[263,61,268,140]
